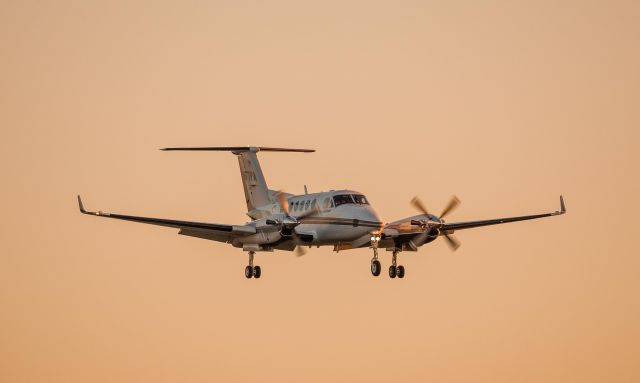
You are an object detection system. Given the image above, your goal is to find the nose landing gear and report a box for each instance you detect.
[370,234,381,276]
[371,258,381,276]
[244,251,261,279]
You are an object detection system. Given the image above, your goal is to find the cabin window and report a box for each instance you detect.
[305,200,311,210]
[333,194,354,206]
[310,199,317,210]
[294,201,300,211]
[352,194,369,205]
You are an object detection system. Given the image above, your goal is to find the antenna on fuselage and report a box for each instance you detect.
[304,185,308,195]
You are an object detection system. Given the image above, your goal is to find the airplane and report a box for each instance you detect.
[78,146,566,279]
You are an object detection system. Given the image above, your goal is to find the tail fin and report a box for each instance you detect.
[161,146,314,217]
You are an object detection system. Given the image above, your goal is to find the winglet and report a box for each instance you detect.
[77,195,87,213]
[559,195,566,214]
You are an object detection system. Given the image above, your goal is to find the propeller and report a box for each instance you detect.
[410,195,460,220]
[439,195,460,220]
[410,195,461,251]
[272,190,319,256]
[276,190,289,215]
[442,232,460,250]
[275,190,319,221]
[410,196,430,216]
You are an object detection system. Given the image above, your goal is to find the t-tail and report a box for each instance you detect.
[161,146,314,219]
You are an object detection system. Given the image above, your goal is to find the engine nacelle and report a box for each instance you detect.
[235,230,283,247]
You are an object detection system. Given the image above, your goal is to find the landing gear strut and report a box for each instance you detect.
[245,251,261,279]
[370,235,381,276]
[389,250,405,279]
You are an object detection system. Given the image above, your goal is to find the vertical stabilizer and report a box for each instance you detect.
[236,149,270,212]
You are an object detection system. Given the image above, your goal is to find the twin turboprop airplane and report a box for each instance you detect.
[78,146,566,279]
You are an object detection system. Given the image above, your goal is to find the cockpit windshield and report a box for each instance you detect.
[333,194,354,206]
[352,194,369,205]
[332,194,369,206]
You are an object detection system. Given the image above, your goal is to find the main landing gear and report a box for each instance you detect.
[370,242,406,278]
[244,251,261,279]
[388,250,405,279]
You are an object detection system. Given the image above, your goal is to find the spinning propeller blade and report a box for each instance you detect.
[273,190,319,255]
[276,191,289,214]
[410,196,429,216]
[442,233,460,251]
[439,195,460,219]
[410,195,462,251]
[295,246,307,257]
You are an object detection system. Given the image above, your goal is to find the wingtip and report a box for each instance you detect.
[77,195,86,213]
[560,195,566,214]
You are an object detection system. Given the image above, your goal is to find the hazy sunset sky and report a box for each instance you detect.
[1,1,639,382]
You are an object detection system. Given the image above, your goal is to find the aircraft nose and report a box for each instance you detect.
[359,206,382,226]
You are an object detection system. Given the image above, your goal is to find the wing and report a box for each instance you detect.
[441,196,566,232]
[77,195,254,243]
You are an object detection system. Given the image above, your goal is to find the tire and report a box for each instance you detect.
[245,265,253,279]
[397,265,405,279]
[253,265,262,279]
[371,260,381,276]
[389,265,397,278]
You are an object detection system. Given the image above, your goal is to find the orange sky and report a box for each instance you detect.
[1,1,639,382]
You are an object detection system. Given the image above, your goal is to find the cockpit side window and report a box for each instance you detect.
[333,194,354,206]
[352,194,369,205]
[322,197,331,209]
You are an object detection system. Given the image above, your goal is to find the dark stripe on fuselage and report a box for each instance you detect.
[298,216,382,228]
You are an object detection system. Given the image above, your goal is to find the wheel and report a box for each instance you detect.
[253,265,262,279]
[397,265,405,278]
[371,260,381,276]
[389,265,397,278]
[245,265,253,279]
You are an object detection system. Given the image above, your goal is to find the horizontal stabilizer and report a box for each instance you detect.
[160,146,314,153]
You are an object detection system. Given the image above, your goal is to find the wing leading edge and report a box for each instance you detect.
[77,196,253,242]
[441,196,566,232]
